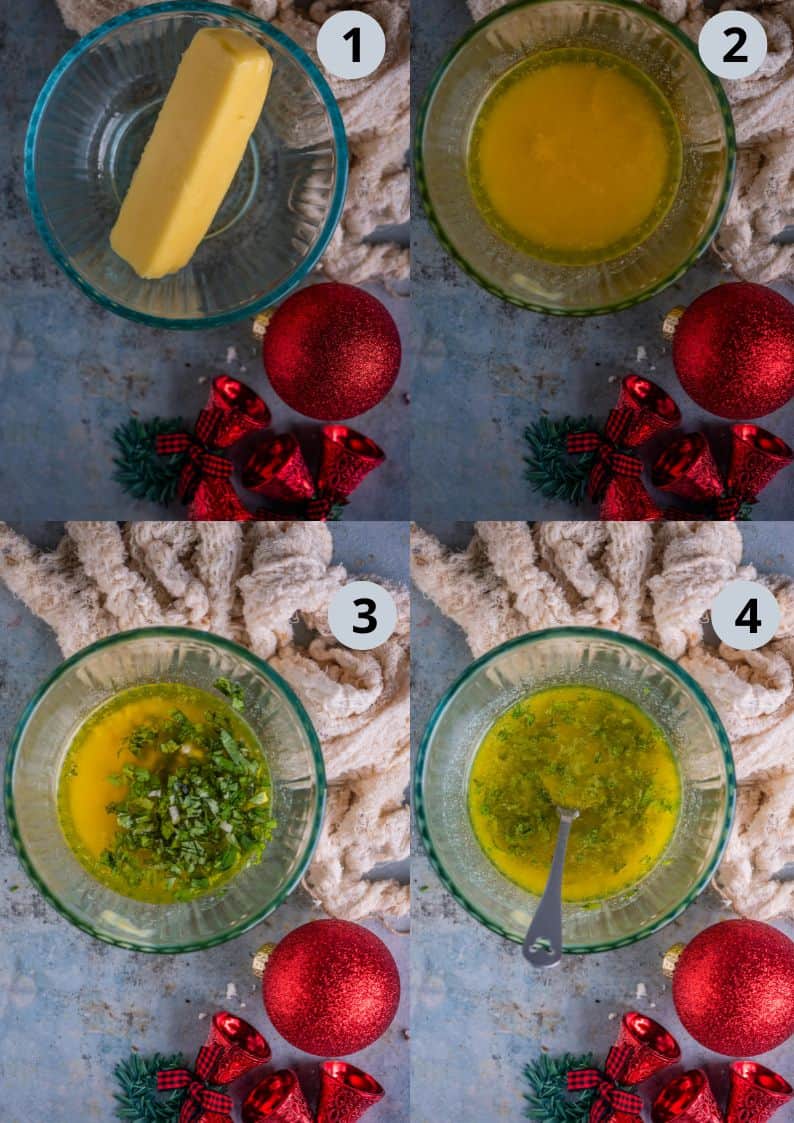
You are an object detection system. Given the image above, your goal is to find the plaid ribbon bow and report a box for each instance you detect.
[715,494,746,520]
[157,1044,233,1123]
[306,495,335,521]
[155,408,233,502]
[568,1046,643,1123]
[566,409,642,503]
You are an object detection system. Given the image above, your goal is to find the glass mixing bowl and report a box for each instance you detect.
[5,628,325,952]
[25,1,347,329]
[416,0,735,315]
[415,628,735,952]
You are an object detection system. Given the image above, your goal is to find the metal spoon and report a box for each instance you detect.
[522,806,579,968]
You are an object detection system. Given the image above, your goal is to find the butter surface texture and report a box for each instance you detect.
[110,28,273,279]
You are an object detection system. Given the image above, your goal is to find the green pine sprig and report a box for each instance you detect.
[524,1052,597,1123]
[113,1052,187,1123]
[112,417,187,506]
[524,417,599,505]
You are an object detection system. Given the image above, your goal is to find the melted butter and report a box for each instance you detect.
[58,682,265,902]
[468,685,681,901]
[468,47,683,264]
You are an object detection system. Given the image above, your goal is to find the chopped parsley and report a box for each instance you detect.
[100,686,274,901]
[214,676,246,712]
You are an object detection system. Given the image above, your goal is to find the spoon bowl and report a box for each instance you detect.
[416,627,735,952]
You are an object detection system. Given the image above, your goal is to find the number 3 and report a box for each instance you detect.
[353,596,377,634]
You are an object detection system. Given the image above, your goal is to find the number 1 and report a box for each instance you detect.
[343,25,361,63]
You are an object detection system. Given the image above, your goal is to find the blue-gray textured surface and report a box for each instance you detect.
[0,0,409,521]
[411,0,794,521]
[411,521,794,1122]
[0,521,409,1123]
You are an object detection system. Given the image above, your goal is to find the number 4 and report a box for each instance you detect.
[343,25,361,63]
[735,597,761,633]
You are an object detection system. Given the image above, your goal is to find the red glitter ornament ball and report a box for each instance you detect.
[261,283,402,420]
[261,919,400,1056]
[671,920,794,1055]
[669,282,794,419]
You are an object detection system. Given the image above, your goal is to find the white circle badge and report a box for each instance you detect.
[710,579,780,650]
[328,580,398,650]
[316,11,386,80]
[698,12,767,80]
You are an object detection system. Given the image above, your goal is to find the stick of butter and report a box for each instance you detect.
[110,28,273,279]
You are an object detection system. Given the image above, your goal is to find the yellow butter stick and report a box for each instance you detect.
[110,27,273,279]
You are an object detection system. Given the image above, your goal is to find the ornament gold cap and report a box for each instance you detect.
[252,311,273,341]
[662,942,685,978]
[252,941,276,979]
[662,307,685,341]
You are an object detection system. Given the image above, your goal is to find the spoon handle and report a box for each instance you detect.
[522,809,577,968]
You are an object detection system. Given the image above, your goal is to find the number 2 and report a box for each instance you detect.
[343,25,361,63]
[735,597,761,634]
[723,26,749,63]
[353,596,377,634]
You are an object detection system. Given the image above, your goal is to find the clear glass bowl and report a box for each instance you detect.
[5,628,325,952]
[415,628,735,952]
[25,1,347,329]
[416,0,736,315]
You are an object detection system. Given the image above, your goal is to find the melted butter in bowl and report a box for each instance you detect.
[467,47,683,266]
[58,680,275,904]
[467,685,681,903]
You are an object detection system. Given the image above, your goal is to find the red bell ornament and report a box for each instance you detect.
[317,425,385,503]
[652,433,723,505]
[242,1070,313,1123]
[664,282,794,419]
[209,374,272,445]
[615,1012,681,1084]
[600,477,664,521]
[652,1070,723,1123]
[617,374,682,444]
[317,1061,385,1123]
[652,425,792,519]
[203,1011,271,1084]
[727,1062,793,1123]
[241,433,316,503]
[727,424,793,504]
[188,479,253,521]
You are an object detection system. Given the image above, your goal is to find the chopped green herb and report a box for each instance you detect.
[468,684,681,902]
[214,677,245,711]
[100,693,275,901]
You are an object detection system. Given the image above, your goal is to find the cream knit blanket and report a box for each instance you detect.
[0,521,410,921]
[466,0,794,286]
[412,521,794,921]
[53,0,409,286]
